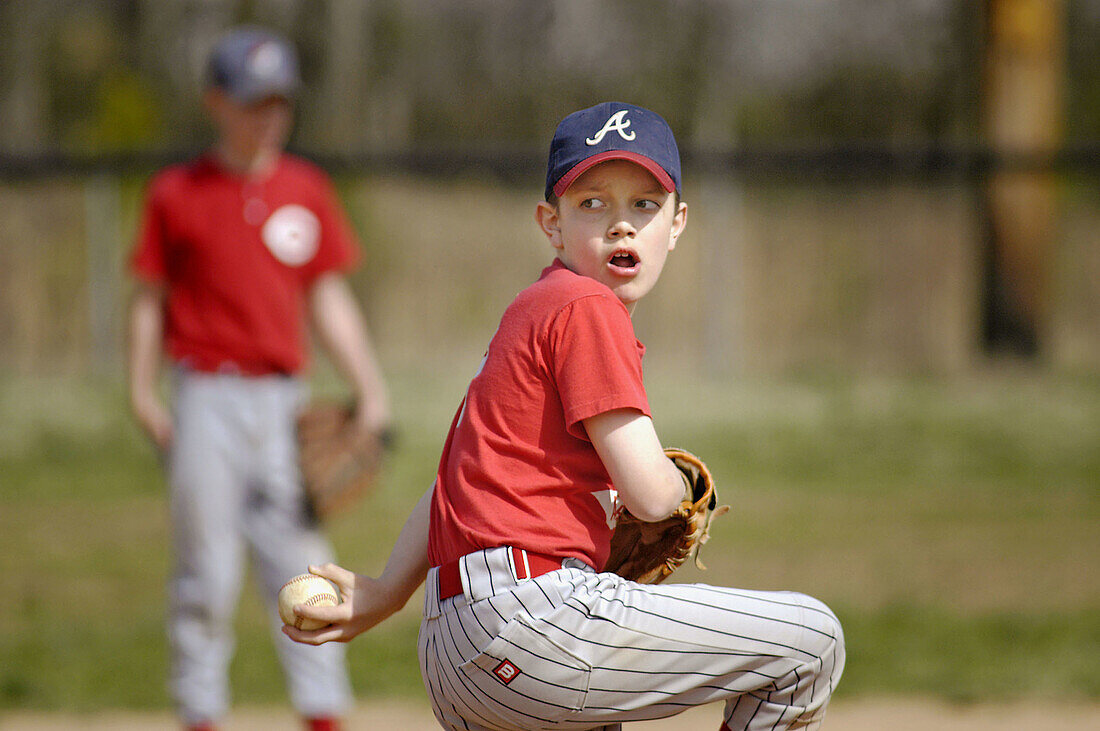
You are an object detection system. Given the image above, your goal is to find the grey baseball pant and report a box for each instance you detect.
[167,369,352,724]
[419,546,844,731]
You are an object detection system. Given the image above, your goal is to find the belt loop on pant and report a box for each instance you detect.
[437,547,565,601]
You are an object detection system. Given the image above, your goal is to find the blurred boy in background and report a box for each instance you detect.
[127,26,389,731]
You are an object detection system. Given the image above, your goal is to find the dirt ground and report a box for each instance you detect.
[3,698,1098,731]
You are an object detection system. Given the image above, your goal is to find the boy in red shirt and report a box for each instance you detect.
[127,27,388,731]
[286,102,844,731]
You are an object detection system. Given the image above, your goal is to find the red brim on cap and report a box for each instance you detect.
[552,150,676,198]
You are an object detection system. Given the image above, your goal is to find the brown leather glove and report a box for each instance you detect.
[604,448,730,584]
[296,399,392,519]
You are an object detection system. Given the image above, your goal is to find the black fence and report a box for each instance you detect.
[2,144,1098,181]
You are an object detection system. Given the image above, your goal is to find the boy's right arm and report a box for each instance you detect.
[128,282,173,451]
[284,484,434,645]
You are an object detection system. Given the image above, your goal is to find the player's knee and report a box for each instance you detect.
[798,593,845,688]
[173,571,240,626]
[820,613,845,688]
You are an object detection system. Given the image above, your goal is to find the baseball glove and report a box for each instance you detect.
[603,448,729,584]
[296,399,391,519]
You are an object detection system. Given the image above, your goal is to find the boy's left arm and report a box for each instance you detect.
[308,272,391,434]
[585,408,685,522]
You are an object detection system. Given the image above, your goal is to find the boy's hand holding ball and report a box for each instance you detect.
[278,573,340,630]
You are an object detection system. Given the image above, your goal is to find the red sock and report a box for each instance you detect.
[306,717,341,731]
[186,724,216,731]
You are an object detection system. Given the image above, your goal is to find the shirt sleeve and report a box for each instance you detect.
[300,172,360,282]
[547,293,650,440]
[129,176,169,283]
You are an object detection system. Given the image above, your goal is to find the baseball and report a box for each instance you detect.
[278,573,340,631]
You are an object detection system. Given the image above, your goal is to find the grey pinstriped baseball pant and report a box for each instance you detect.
[419,546,844,731]
[167,369,352,724]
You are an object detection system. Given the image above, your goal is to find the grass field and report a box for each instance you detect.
[1,364,1098,712]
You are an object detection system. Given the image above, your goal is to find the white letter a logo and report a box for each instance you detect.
[586,110,636,146]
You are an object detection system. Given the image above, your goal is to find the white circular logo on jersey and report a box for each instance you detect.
[262,204,320,266]
[249,42,285,80]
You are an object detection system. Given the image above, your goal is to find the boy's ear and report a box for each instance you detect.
[202,87,228,121]
[667,200,688,251]
[535,201,564,251]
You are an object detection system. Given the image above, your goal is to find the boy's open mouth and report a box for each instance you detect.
[608,250,639,271]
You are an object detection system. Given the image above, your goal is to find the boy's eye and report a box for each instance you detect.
[635,199,659,211]
[580,198,604,209]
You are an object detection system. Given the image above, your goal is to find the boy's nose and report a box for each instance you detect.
[607,220,636,239]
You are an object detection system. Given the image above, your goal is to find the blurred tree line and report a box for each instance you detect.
[1,0,1097,158]
[0,0,1097,376]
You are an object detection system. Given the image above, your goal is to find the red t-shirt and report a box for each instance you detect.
[129,153,359,375]
[427,260,651,571]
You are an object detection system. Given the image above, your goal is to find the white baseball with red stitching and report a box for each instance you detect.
[277,573,339,630]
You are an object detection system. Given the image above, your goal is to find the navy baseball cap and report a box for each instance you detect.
[207,27,300,104]
[545,102,681,200]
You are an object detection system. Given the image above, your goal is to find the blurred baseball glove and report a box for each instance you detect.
[604,448,729,584]
[296,399,391,519]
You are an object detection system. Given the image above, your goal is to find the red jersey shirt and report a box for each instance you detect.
[129,153,359,375]
[428,260,651,571]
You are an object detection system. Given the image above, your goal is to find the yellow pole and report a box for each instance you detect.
[982,0,1066,355]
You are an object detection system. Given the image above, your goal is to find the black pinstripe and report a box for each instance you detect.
[438,609,519,725]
